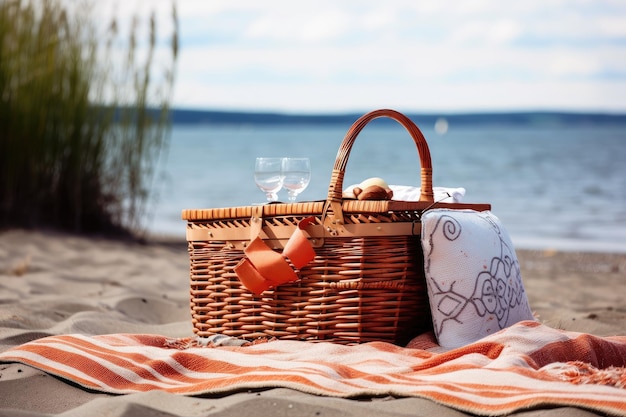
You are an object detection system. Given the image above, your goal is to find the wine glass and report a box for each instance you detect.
[254,157,284,202]
[282,157,311,202]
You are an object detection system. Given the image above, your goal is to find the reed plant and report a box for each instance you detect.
[0,0,178,235]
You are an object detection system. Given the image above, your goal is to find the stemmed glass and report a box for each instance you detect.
[254,157,284,202]
[282,157,311,202]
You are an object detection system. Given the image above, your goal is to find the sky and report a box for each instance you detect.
[110,0,626,114]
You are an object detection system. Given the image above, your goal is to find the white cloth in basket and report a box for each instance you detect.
[343,185,465,202]
[391,185,465,203]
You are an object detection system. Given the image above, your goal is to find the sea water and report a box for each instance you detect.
[148,121,626,253]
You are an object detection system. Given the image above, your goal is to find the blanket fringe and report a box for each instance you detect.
[164,335,274,349]
[544,361,626,388]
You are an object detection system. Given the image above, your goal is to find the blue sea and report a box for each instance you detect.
[148,121,626,253]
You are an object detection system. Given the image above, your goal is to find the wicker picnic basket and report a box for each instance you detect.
[183,109,490,345]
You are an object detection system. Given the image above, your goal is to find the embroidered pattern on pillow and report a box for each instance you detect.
[421,209,535,348]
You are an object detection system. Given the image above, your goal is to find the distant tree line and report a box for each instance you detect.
[168,109,626,127]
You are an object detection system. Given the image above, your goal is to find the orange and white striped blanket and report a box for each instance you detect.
[1,321,625,416]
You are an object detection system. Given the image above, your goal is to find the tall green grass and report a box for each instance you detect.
[0,0,178,235]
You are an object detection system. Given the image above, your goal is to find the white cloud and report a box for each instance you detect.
[165,0,626,112]
[244,7,352,43]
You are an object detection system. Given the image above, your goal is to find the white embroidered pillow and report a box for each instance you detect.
[421,209,535,348]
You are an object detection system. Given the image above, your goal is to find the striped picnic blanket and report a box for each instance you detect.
[1,321,625,416]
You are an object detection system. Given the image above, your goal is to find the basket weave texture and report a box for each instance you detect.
[182,109,490,345]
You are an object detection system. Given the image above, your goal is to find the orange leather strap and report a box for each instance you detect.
[234,216,316,295]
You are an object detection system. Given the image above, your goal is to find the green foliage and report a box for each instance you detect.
[0,0,178,235]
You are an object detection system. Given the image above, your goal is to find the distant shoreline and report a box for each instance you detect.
[168,108,626,126]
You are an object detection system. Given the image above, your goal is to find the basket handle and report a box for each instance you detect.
[327,109,434,203]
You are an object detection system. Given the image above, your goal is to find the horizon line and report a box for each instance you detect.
[166,108,626,126]
[169,107,626,116]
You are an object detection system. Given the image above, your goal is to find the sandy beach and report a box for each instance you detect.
[1,228,625,416]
